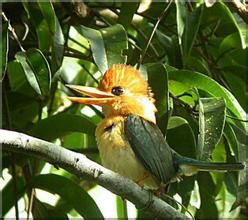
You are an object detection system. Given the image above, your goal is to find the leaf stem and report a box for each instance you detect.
[138,0,173,67]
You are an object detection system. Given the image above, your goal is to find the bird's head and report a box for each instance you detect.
[67,64,157,123]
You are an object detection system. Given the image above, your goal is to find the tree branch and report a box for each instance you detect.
[0,129,188,219]
[227,0,248,24]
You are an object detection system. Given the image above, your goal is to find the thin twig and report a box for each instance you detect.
[2,12,25,52]
[138,0,173,68]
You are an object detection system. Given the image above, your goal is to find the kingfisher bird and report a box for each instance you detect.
[67,64,244,189]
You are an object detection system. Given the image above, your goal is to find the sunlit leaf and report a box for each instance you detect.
[30,174,103,219]
[79,24,128,73]
[168,70,246,124]
[176,0,186,47]
[198,98,226,160]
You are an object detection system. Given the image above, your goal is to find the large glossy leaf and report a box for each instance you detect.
[29,174,103,219]
[79,24,128,73]
[168,70,246,124]
[146,63,169,134]
[1,21,8,80]
[198,98,226,160]
[29,114,96,140]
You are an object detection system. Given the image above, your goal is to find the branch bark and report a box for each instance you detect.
[0,129,188,219]
[227,0,248,24]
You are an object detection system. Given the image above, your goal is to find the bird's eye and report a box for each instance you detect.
[111,86,124,96]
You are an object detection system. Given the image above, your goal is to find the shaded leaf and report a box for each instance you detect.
[38,1,65,72]
[15,52,42,96]
[2,176,26,216]
[167,116,196,158]
[146,63,169,134]
[30,174,103,219]
[26,49,51,96]
[198,98,226,160]
[22,2,51,51]
[196,172,218,219]
[29,114,96,140]
[182,5,204,57]
[1,21,8,80]
[118,2,139,28]
[32,197,68,219]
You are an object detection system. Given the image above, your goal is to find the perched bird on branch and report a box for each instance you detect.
[67,64,244,189]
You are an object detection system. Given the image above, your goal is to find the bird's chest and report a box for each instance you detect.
[95,118,148,181]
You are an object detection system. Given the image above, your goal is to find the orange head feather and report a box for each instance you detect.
[67,64,157,123]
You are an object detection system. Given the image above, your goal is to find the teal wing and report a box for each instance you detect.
[124,115,177,184]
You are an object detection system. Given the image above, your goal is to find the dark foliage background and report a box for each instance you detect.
[1,1,247,219]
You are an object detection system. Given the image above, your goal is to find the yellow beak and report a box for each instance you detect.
[66,84,115,106]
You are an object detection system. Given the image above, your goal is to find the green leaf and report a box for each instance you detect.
[7,61,33,95]
[175,0,187,46]
[167,116,196,158]
[198,98,226,160]
[168,70,246,124]
[15,52,42,96]
[79,24,128,73]
[26,49,51,96]
[116,196,127,219]
[22,2,51,51]
[182,5,204,57]
[32,197,68,219]
[230,125,248,206]
[118,2,139,28]
[196,173,218,219]
[29,114,96,140]
[219,2,247,49]
[146,63,169,134]
[14,49,51,98]
[29,174,103,219]
[38,1,65,72]
[219,33,242,55]
[1,21,8,80]
[2,176,26,216]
